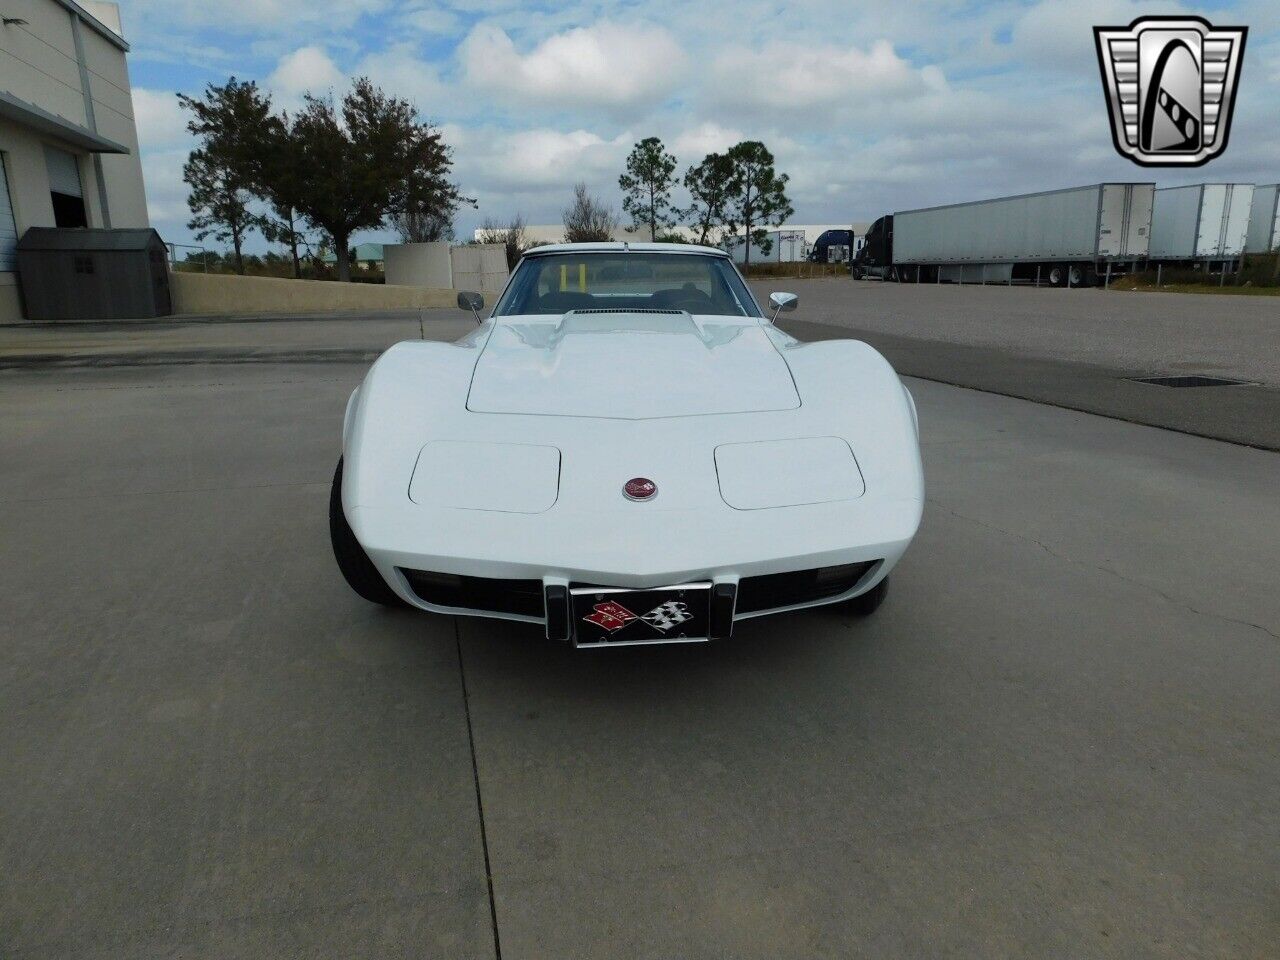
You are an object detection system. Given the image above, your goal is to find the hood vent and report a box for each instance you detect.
[568,308,684,315]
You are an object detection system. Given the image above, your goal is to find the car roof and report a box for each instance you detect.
[522,242,730,258]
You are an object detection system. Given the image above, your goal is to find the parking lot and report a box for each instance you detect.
[2,297,1279,957]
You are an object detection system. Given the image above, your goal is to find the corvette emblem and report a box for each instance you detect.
[1094,16,1247,167]
[623,477,657,501]
[583,600,637,633]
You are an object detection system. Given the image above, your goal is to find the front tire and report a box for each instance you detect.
[843,576,888,616]
[330,458,408,607]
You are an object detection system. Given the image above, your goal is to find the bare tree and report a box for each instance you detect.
[477,214,528,270]
[391,209,455,243]
[562,182,617,242]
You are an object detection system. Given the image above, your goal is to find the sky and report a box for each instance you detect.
[118,0,1280,254]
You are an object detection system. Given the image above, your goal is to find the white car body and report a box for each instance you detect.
[339,243,922,645]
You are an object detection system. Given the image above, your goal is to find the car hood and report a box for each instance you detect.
[465,312,800,419]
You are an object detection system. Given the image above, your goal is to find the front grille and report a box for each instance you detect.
[398,569,544,619]
[736,561,879,614]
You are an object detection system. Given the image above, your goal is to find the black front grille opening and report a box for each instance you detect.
[398,569,545,619]
[736,561,880,615]
[1127,375,1253,388]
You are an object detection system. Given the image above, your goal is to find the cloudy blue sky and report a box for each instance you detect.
[118,0,1280,252]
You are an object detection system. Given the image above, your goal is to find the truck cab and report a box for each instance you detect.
[853,215,893,279]
[808,228,853,263]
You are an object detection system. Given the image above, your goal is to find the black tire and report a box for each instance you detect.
[1046,265,1066,287]
[329,458,408,607]
[843,576,888,616]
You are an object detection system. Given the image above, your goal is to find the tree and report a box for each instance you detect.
[290,78,467,281]
[681,152,736,247]
[258,112,314,279]
[477,214,528,270]
[178,78,275,274]
[391,208,454,244]
[562,183,617,242]
[618,137,678,241]
[722,141,794,267]
[390,124,474,243]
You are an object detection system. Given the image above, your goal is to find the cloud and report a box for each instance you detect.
[267,46,345,99]
[451,125,633,193]
[353,43,450,116]
[132,89,190,150]
[459,21,685,109]
[703,38,943,128]
[402,6,462,35]
[671,123,744,160]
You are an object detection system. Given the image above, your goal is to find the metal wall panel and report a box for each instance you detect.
[1124,184,1154,257]
[1221,184,1254,258]
[1244,184,1279,254]
[1148,184,1204,259]
[1151,183,1255,259]
[1195,185,1228,258]
[892,184,1151,264]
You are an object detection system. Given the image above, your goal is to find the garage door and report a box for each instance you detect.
[0,155,16,272]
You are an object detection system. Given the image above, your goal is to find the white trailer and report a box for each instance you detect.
[1148,183,1254,264]
[1244,184,1280,254]
[725,229,806,265]
[860,183,1155,287]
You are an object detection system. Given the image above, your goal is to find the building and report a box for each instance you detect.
[1,0,148,321]
[322,242,385,267]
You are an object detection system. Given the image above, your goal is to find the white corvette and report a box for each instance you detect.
[331,243,922,646]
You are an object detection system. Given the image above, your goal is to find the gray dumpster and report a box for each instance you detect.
[16,228,172,320]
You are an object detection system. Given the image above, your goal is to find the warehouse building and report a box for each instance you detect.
[1,0,148,321]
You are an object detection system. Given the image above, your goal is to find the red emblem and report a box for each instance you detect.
[623,477,657,501]
[584,600,637,633]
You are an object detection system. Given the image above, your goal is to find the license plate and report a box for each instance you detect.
[570,583,711,647]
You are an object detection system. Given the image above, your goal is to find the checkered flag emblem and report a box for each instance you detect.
[640,601,693,633]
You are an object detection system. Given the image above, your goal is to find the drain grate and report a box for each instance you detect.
[1128,375,1252,388]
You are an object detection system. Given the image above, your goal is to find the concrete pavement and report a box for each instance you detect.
[2,327,1277,956]
[755,281,1280,450]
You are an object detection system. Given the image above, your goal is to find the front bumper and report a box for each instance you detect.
[351,494,921,638]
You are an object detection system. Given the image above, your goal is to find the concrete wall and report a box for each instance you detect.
[384,242,452,288]
[384,242,508,293]
[170,272,458,316]
[450,244,508,293]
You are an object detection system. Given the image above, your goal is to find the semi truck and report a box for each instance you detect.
[1147,183,1254,268]
[853,183,1155,286]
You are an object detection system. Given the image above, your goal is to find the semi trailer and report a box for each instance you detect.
[853,183,1155,286]
[1147,183,1254,268]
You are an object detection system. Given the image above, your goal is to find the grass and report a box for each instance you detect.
[1107,253,1280,296]
[740,261,847,279]
[1108,278,1280,296]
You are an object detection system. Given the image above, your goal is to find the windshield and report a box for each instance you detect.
[492,252,762,317]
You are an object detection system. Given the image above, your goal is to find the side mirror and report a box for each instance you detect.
[768,291,798,321]
[457,291,484,323]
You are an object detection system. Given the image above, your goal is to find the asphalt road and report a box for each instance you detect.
[2,322,1277,957]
